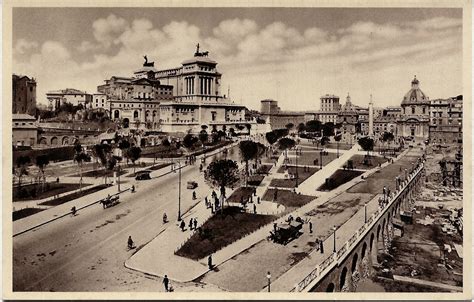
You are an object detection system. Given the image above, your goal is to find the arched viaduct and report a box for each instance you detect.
[292,160,425,292]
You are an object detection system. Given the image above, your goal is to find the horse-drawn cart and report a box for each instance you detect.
[100,195,120,209]
[269,221,303,245]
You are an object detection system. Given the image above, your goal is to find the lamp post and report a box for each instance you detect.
[333,226,337,253]
[266,271,271,292]
[364,202,367,223]
[177,160,182,221]
[295,148,299,187]
[320,150,323,170]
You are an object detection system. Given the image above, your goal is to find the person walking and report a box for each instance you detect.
[253,204,257,214]
[309,221,313,234]
[208,254,213,270]
[180,220,186,232]
[320,240,324,254]
[127,236,134,250]
[257,196,260,204]
[163,275,169,292]
[193,218,198,230]
[189,218,194,230]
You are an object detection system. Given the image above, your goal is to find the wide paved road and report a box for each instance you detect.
[13,148,240,292]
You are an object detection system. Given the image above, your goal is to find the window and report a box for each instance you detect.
[422,107,426,114]
[411,107,415,114]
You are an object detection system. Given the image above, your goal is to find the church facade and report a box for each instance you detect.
[397,76,430,140]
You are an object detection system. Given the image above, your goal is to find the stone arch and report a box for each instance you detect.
[62,136,69,145]
[370,233,375,251]
[351,253,359,273]
[50,136,58,145]
[339,267,348,291]
[326,283,335,292]
[152,110,157,121]
[39,137,47,145]
[145,110,150,121]
[361,242,367,259]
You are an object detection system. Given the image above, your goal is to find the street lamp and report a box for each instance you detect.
[364,202,367,223]
[177,160,182,221]
[320,150,323,170]
[295,148,299,187]
[266,271,271,292]
[333,225,337,253]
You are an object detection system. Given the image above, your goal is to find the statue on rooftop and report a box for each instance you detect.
[143,55,155,67]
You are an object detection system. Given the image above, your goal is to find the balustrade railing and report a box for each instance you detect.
[291,162,424,292]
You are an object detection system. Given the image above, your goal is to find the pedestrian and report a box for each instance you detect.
[273,223,277,232]
[163,275,169,292]
[189,218,194,230]
[309,221,313,234]
[194,218,198,230]
[253,204,257,214]
[192,191,196,200]
[257,196,260,204]
[205,196,209,208]
[128,236,134,249]
[180,220,185,231]
[320,240,324,254]
[208,254,213,270]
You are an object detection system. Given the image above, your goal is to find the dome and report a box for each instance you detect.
[401,76,429,105]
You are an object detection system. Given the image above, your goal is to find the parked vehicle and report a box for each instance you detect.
[187,181,198,189]
[100,195,120,209]
[135,170,152,180]
[269,221,303,245]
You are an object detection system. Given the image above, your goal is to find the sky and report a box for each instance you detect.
[12,7,463,111]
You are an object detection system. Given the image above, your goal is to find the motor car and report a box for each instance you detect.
[135,170,152,180]
[187,180,198,189]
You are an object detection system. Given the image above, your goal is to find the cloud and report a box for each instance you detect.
[14,39,38,55]
[92,14,129,47]
[13,15,462,110]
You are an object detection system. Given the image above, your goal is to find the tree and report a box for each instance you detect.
[334,133,342,158]
[285,123,294,131]
[265,131,278,145]
[229,127,236,137]
[92,143,112,184]
[358,136,374,158]
[126,146,142,173]
[201,125,208,131]
[199,130,209,146]
[74,144,91,191]
[239,140,259,186]
[35,155,50,192]
[305,120,322,133]
[15,156,31,189]
[236,124,245,131]
[183,134,198,149]
[297,122,306,133]
[278,137,296,163]
[322,122,335,137]
[204,159,240,213]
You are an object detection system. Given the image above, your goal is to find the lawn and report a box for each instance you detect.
[262,188,315,208]
[318,169,364,191]
[13,207,45,221]
[256,164,273,175]
[175,206,277,260]
[39,184,110,206]
[286,151,338,167]
[71,168,128,178]
[346,154,388,170]
[248,175,265,186]
[348,155,420,195]
[227,187,255,203]
[13,183,91,202]
[270,166,319,188]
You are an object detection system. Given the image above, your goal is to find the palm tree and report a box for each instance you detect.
[74,144,91,192]
[35,155,50,192]
[239,140,259,186]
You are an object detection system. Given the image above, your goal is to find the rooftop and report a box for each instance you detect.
[13,113,36,120]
